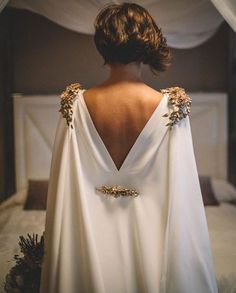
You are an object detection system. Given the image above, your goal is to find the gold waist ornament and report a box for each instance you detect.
[95,185,139,198]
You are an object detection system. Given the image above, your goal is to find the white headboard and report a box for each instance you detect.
[190,93,227,180]
[13,92,228,192]
[13,94,60,191]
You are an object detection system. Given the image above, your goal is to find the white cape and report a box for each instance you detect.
[40,87,218,293]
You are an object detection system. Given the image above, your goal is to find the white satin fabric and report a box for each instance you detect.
[40,88,218,293]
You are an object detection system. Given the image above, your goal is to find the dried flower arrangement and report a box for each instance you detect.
[4,233,44,293]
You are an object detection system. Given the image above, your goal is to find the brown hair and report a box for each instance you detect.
[93,2,172,75]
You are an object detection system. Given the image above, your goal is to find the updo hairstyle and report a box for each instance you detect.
[93,2,172,75]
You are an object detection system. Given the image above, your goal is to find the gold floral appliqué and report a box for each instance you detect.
[96,185,139,198]
[160,87,192,129]
[59,82,84,129]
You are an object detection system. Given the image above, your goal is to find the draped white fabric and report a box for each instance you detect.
[211,0,236,33]
[39,87,218,292]
[5,0,227,49]
[0,0,9,13]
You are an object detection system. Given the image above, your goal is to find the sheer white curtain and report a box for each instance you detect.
[211,0,236,32]
[0,0,9,12]
[1,0,236,48]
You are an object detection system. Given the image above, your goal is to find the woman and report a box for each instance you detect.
[40,3,218,293]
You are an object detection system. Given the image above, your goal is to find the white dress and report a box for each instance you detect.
[39,83,218,293]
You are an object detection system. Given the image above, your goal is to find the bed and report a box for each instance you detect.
[0,91,235,292]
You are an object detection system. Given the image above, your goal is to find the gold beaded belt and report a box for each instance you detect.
[95,185,139,198]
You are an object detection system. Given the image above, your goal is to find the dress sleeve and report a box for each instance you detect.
[160,104,218,292]
[40,84,81,292]
[40,112,72,293]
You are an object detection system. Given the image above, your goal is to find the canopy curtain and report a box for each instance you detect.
[1,0,236,48]
[0,0,9,12]
[211,0,236,33]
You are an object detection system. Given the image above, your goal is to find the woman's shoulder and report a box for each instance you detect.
[58,82,192,129]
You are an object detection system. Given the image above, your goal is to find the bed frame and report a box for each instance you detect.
[13,92,228,192]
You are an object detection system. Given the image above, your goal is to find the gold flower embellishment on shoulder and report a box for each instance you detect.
[59,82,84,129]
[160,86,192,129]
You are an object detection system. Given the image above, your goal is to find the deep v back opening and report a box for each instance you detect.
[80,88,167,172]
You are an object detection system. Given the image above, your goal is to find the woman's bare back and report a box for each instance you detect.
[83,83,164,170]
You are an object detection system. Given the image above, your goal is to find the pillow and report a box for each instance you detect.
[23,177,222,209]
[0,188,28,211]
[199,176,219,206]
[211,178,236,204]
[24,180,48,210]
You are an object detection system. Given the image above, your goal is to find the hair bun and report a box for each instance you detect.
[142,29,172,74]
[94,3,172,75]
